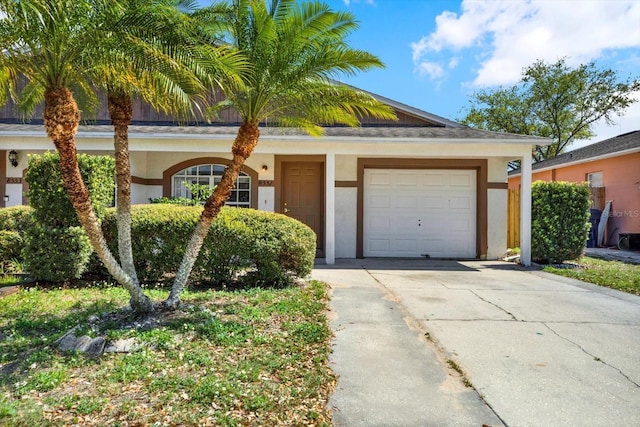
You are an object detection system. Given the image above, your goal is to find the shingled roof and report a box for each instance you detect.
[0,122,549,142]
[509,130,640,175]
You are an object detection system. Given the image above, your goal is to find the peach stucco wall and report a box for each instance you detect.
[508,152,640,244]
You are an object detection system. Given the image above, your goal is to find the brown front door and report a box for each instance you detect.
[281,162,324,256]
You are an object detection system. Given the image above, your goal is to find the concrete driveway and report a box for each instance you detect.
[312,259,640,427]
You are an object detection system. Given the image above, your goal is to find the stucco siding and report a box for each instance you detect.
[554,153,640,239]
[487,189,508,258]
[488,158,508,182]
[336,155,357,181]
[335,187,357,258]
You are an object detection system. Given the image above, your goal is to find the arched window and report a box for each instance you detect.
[171,164,251,207]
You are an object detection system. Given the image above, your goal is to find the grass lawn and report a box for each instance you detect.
[0,281,335,426]
[0,275,26,288]
[543,256,640,296]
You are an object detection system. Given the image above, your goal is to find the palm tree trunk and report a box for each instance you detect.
[44,86,153,314]
[165,122,260,308]
[108,91,139,285]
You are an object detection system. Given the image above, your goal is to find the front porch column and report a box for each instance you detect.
[325,152,335,264]
[520,151,533,266]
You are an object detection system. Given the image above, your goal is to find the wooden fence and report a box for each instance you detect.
[507,189,520,249]
[506,186,606,249]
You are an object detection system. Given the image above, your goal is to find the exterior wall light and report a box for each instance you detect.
[261,165,268,172]
[8,150,18,167]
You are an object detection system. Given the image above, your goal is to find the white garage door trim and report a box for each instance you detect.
[363,169,476,258]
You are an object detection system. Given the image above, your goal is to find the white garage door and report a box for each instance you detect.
[364,169,476,258]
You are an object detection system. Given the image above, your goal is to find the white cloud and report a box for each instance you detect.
[412,0,640,86]
[448,57,461,69]
[416,61,445,79]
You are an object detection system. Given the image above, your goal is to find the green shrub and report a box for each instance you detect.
[25,152,115,227]
[101,204,200,282]
[99,205,316,286]
[0,206,35,233]
[531,181,591,264]
[0,206,35,265]
[0,230,23,261]
[22,152,115,281]
[22,226,92,281]
[149,197,197,206]
[222,208,316,286]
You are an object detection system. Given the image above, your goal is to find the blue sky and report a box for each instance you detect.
[201,0,640,146]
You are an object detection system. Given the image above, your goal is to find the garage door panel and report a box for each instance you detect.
[368,239,390,253]
[368,171,392,185]
[422,172,446,186]
[396,216,419,232]
[449,215,474,232]
[364,169,476,258]
[450,195,473,209]
[368,215,391,231]
[395,239,418,252]
[396,195,418,208]
[449,172,473,187]
[421,195,447,209]
[368,195,391,208]
[420,221,441,233]
[396,173,419,186]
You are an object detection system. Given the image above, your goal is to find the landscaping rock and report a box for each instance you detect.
[57,328,110,356]
[73,335,93,352]
[104,337,139,353]
[85,337,106,357]
[57,329,80,352]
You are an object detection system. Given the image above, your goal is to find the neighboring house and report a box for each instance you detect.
[0,88,546,264]
[508,130,640,246]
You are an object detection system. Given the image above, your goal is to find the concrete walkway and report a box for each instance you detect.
[313,259,640,427]
[585,247,640,264]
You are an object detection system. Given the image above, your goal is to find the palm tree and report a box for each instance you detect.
[165,0,397,308]
[91,0,245,287]
[0,0,156,312]
[0,0,244,313]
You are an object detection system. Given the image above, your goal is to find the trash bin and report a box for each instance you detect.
[587,209,601,248]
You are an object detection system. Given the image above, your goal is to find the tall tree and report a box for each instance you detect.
[164,0,397,308]
[461,58,640,163]
[0,0,155,311]
[90,0,245,288]
[0,0,243,313]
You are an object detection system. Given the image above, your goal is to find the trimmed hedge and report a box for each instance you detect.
[531,181,591,264]
[0,230,23,261]
[22,152,115,281]
[22,226,93,282]
[0,206,36,233]
[25,152,115,227]
[0,207,35,264]
[100,205,316,286]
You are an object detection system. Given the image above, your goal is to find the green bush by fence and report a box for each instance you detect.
[531,181,591,264]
